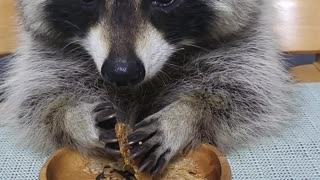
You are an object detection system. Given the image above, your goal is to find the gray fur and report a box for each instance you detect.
[1,0,293,172]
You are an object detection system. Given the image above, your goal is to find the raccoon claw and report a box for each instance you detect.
[99,129,120,155]
[99,129,118,144]
[150,151,170,176]
[128,130,156,145]
[93,102,117,130]
[104,143,121,156]
[135,143,171,175]
[128,117,172,175]
[130,145,152,160]
[93,102,120,155]
[134,117,157,129]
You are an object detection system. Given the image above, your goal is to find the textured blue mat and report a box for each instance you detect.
[0,83,319,179]
[227,83,320,179]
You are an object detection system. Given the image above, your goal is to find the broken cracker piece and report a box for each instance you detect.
[115,123,152,180]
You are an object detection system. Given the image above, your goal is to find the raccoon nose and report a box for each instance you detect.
[101,57,145,86]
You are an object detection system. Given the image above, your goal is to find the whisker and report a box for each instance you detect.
[178,42,211,52]
[62,39,82,51]
[53,19,82,31]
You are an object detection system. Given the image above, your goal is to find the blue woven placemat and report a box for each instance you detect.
[0,127,48,180]
[0,83,319,180]
[227,83,320,179]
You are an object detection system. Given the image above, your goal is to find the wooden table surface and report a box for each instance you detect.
[0,0,17,55]
[274,0,320,54]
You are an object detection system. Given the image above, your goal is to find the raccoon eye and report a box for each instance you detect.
[81,0,96,6]
[152,0,175,7]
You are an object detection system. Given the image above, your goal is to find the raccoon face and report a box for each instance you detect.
[18,0,259,86]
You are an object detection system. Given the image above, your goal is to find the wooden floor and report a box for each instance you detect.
[291,63,320,83]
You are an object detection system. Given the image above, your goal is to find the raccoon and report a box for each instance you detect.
[1,0,292,175]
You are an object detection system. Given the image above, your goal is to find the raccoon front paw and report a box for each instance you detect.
[93,102,120,156]
[128,116,180,176]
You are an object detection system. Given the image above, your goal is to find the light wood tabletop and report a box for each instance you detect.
[0,0,17,55]
[274,0,320,82]
[274,0,320,54]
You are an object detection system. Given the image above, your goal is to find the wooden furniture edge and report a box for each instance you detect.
[314,55,320,71]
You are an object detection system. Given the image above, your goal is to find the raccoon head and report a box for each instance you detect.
[18,0,260,86]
